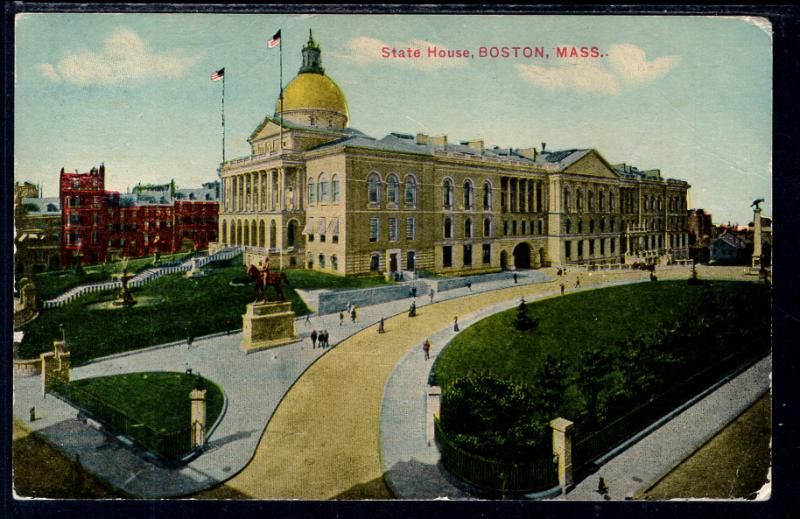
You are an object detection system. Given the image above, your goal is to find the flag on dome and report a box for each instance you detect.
[268,30,281,48]
[210,68,224,81]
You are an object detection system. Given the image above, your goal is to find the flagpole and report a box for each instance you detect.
[222,71,226,164]
[279,31,283,152]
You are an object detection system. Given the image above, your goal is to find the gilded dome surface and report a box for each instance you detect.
[275,73,349,118]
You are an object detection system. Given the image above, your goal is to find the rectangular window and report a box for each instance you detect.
[600,238,605,255]
[320,234,326,243]
[512,220,517,235]
[482,243,491,264]
[406,217,415,240]
[463,244,473,266]
[589,240,595,256]
[521,221,527,235]
[443,246,453,268]
[565,240,572,259]
[370,253,380,271]
[578,240,584,258]
[611,238,616,254]
[370,217,379,242]
[389,217,398,241]
[503,220,509,236]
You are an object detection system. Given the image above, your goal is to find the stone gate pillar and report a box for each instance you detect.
[190,388,207,449]
[550,417,574,491]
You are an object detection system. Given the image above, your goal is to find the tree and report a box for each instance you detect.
[573,348,615,425]
[515,299,538,331]
[533,355,569,418]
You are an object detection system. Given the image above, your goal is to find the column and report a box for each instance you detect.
[269,170,275,211]
[281,167,287,211]
[190,388,207,449]
[550,417,574,491]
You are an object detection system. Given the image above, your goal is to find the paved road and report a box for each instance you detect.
[200,266,723,499]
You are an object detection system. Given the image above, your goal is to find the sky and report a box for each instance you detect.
[15,13,771,224]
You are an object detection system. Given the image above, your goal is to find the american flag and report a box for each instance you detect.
[268,30,281,49]
[210,68,224,81]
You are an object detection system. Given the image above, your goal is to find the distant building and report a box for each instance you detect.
[687,208,712,263]
[14,182,62,276]
[57,164,219,267]
[710,232,747,264]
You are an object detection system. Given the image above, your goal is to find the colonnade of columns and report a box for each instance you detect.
[223,167,303,214]
[500,177,546,213]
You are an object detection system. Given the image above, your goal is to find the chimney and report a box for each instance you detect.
[430,135,448,147]
[518,147,538,160]
[541,142,546,152]
[415,133,429,145]
[461,139,484,152]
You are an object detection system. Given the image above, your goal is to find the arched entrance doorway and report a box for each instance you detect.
[512,243,531,269]
[500,250,509,270]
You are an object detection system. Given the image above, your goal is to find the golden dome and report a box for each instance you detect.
[275,73,349,119]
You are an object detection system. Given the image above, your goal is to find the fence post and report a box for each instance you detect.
[190,388,207,449]
[550,417,574,492]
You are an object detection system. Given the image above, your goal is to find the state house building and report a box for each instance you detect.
[215,32,690,276]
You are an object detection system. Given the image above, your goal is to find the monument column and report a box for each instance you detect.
[752,207,763,268]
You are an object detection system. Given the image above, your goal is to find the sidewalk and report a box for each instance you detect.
[12,268,553,497]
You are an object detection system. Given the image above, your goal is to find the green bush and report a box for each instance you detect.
[441,374,551,461]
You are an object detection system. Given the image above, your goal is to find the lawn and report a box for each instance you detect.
[433,280,770,460]
[283,269,388,290]
[13,418,130,498]
[29,251,193,301]
[639,393,771,500]
[63,372,225,460]
[18,262,311,364]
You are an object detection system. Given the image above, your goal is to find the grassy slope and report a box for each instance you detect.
[70,372,224,436]
[283,269,388,290]
[31,252,192,301]
[19,263,310,364]
[434,281,768,415]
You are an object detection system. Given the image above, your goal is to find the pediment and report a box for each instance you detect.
[562,150,620,179]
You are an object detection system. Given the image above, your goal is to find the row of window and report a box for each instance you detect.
[368,174,418,206]
[565,238,617,259]
[501,219,546,237]
[563,188,617,214]
[369,217,416,242]
[308,175,341,205]
[308,253,339,271]
[564,217,616,235]
[442,244,492,268]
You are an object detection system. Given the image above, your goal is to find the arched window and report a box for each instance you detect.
[318,173,329,204]
[331,254,338,271]
[609,192,615,211]
[444,217,453,238]
[387,175,399,204]
[222,220,227,244]
[368,173,381,205]
[465,218,473,238]
[463,180,474,209]
[443,179,454,209]
[600,218,606,232]
[269,220,277,249]
[319,254,326,269]
[404,176,417,206]
[598,190,605,212]
[259,220,265,247]
[576,189,584,212]
[588,190,594,212]
[483,218,491,237]
[590,219,595,233]
[566,218,572,234]
[563,188,572,213]
[331,175,340,203]
[483,182,492,211]
[308,179,316,205]
[578,219,584,234]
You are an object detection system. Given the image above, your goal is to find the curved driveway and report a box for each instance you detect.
[199,266,752,500]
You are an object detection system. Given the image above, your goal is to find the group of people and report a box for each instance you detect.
[310,329,331,349]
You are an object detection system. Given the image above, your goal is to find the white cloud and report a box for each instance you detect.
[341,36,467,70]
[516,43,679,96]
[37,63,60,82]
[40,27,201,86]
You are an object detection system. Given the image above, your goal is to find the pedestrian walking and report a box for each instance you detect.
[347,301,353,314]
[409,301,417,317]
[311,329,318,348]
[513,273,518,284]
[429,289,435,303]
[378,317,385,333]
[351,306,357,322]
[29,407,35,422]
[320,330,328,348]
[423,339,431,360]
[575,276,581,289]
[597,476,609,497]
[453,316,459,332]
[560,282,565,295]
[339,311,344,326]
[186,332,194,350]
[466,281,472,292]
[305,313,312,325]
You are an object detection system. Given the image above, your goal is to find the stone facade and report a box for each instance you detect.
[216,34,690,277]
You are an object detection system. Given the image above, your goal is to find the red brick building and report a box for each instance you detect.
[59,165,219,267]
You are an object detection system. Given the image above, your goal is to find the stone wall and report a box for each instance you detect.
[317,280,429,315]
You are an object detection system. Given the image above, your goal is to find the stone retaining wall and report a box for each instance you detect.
[317,281,429,315]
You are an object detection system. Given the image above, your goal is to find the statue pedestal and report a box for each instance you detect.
[241,301,298,353]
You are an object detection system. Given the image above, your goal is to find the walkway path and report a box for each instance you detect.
[198,266,732,499]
